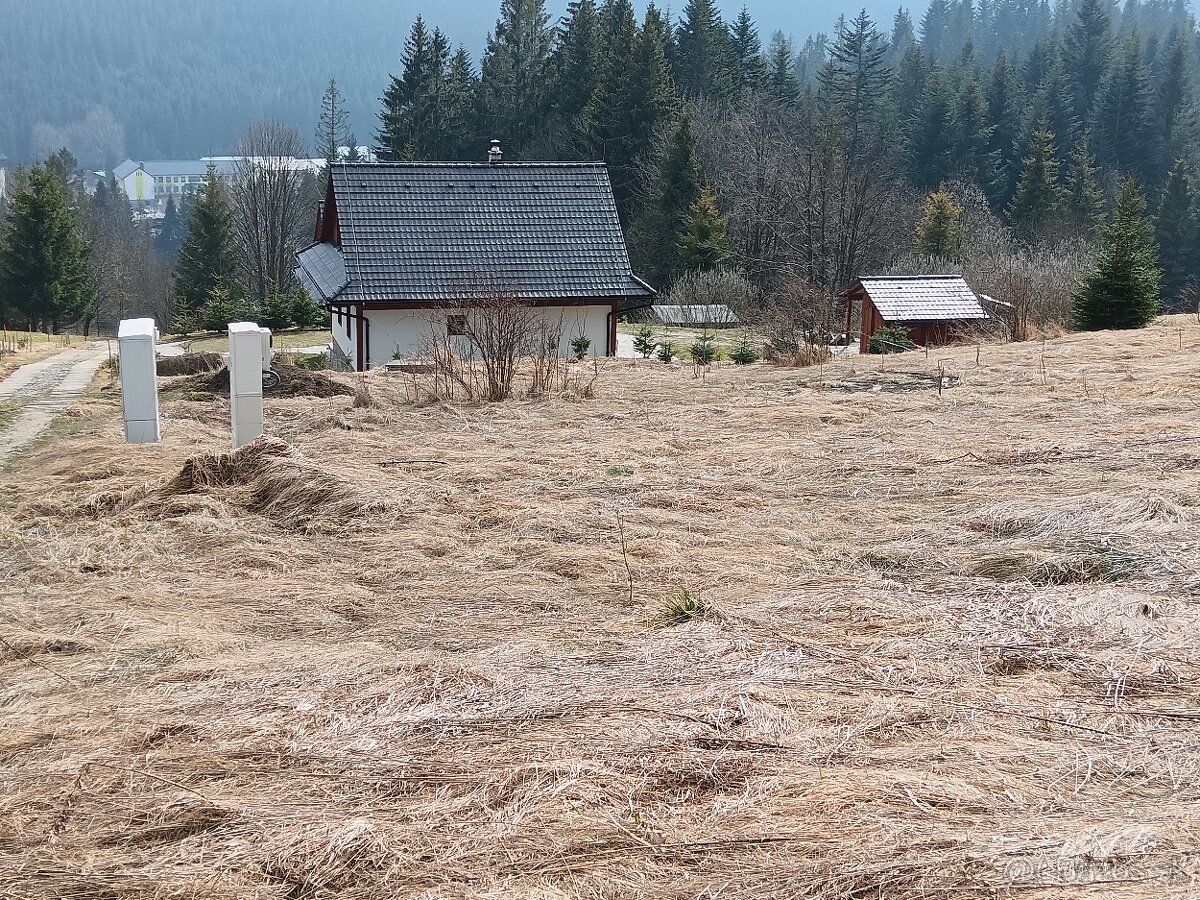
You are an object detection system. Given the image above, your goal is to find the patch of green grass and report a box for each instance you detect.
[657,589,710,626]
[0,400,16,429]
[606,464,635,477]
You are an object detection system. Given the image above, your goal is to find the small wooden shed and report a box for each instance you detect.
[845,275,989,353]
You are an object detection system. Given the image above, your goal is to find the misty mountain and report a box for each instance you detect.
[0,0,896,164]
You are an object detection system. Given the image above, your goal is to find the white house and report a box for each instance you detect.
[294,147,655,371]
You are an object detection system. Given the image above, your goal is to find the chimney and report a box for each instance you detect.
[487,139,503,165]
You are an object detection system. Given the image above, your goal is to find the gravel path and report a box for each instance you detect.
[0,344,108,466]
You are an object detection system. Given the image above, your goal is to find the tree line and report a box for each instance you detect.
[0,123,328,336]
[374,0,1198,330]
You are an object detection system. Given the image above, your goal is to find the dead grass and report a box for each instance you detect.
[2,320,1200,898]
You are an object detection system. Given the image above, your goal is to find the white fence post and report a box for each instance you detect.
[228,321,271,449]
[117,317,160,444]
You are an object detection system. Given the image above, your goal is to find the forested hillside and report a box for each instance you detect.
[0,0,893,165]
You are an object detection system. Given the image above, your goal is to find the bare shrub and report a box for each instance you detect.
[745,279,841,365]
[406,274,594,403]
[663,268,759,321]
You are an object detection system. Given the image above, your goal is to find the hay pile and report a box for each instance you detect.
[170,360,355,398]
[2,319,1200,898]
[156,351,223,377]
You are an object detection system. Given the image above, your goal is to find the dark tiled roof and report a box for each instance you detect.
[301,162,653,303]
[295,242,348,300]
[855,275,989,322]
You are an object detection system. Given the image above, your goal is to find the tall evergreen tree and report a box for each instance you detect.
[1007,120,1062,240]
[636,111,701,287]
[172,167,238,330]
[1094,32,1152,181]
[1062,136,1106,235]
[156,195,189,257]
[909,66,955,188]
[921,0,951,59]
[819,10,891,163]
[549,0,604,149]
[0,165,92,331]
[1155,158,1196,304]
[441,47,480,159]
[1151,33,1194,188]
[766,32,801,105]
[479,0,555,154]
[316,79,351,166]
[1062,0,1115,125]
[378,17,439,160]
[1073,177,1160,329]
[949,68,997,188]
[675,0,732,98]
[728,7,767,94]
[890,7,917,59]
[986,51,1024,208]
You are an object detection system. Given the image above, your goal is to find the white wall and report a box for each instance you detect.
[361,305,612,369]
[120,168,154,203]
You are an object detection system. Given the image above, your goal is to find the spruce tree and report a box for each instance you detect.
[819,10,891,162]
[378,17,438,161]
[549,0,604,144]
[156,195,188,257]
[441,48,479,159]
[172,167,238,331]
[913,188,967,261]
[921,0,951,59]
[316,79,350,166]
[1073,177,1160,330]
[986,51,1024,209]
[728,7,767,94]
[1062,0,1114,125]
[637,112,701,288]
[890,7,916,59]
[909,66,955,188]
[949,69,997,189]
[676,185,729,273]
[1007,121,1062,240]
[1094,33,1152,181]
[1152,35,1194,187]
[1062,136,1106,235]
[675,0,732,99]
[0,165,92,331]
[1155,159,1195,305]
[766,33,801,105]
[480,0,554,154]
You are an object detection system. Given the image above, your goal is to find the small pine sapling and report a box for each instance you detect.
[570,333,592,360]
[632,325,657,358]
[729,331,760,364]
[656,341,676,362]
[689,333,718,367]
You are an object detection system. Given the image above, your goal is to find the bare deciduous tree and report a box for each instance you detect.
[230,121,318,305]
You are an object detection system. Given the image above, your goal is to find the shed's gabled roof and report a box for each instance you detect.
[853,275,989,322]
[300,162,654,303]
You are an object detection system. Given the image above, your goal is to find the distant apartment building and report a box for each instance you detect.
[111,156,327,207]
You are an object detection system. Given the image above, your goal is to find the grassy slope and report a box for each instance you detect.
[1,321,1199,898]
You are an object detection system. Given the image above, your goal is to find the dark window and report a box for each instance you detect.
[447,314,467,336]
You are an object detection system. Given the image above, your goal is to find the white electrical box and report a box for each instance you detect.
[117,317,160,444]
[228,321,272,449]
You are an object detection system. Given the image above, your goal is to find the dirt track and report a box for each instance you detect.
[0,344,107,466]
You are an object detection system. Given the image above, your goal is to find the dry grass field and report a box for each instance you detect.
[2,319,1199,899]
